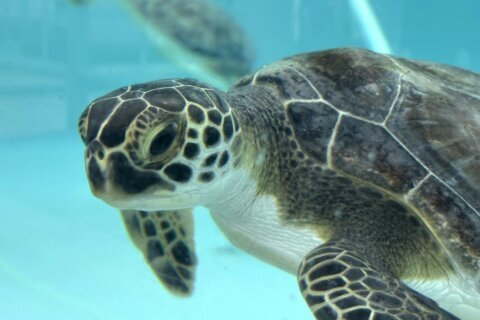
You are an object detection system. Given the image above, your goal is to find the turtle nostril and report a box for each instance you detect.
[88,140,105,160]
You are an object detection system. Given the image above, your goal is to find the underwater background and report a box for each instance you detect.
[0,0,479,319]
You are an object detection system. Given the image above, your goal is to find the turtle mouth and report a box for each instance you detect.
[99,192,199,211]
[87,157,106,192]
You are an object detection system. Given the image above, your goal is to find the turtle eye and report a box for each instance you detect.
[149,123,177,156]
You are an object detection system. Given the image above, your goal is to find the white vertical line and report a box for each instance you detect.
[382,75,402,126]
[292,0,302,44]
[327,114,343,168]
[348,0,392,54]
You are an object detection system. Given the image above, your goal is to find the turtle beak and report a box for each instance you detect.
[87,157,106,194]
[85,140,107,195]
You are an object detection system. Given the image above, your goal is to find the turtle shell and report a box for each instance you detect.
[239,48,480,288]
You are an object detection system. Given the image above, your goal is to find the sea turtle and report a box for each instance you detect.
[78,48,480,319]
[69,0,254,88]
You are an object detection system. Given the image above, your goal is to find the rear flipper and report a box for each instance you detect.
[121,209,197,296]
[298,241,459,320]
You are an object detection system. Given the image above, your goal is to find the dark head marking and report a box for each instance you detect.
[177,85,214,109]
[218,151,229,167]
[187,128,198,139]
[203,153,218,167]
[144,88,186,113]
[188,105,205,124]
[100,99,147,147]
[206,90,229,113]
[85,98,119,144]
[208,110,222,125]
[199,171,215,183]
[203,127,221,147]
[164,163,193,183]
[222,116,234,141]
[183,143,200,159]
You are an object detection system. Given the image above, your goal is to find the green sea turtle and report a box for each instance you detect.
[69,0,254,88]
[78,48,480,319]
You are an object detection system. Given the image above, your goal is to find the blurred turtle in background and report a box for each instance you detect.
[70,0,254,88]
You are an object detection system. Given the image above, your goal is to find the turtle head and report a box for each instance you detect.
[78,79,239,211]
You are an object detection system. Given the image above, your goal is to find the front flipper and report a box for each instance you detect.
[121,209,197,296]
[298,241,459,320]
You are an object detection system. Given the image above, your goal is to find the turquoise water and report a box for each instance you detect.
[0,1,479,319]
